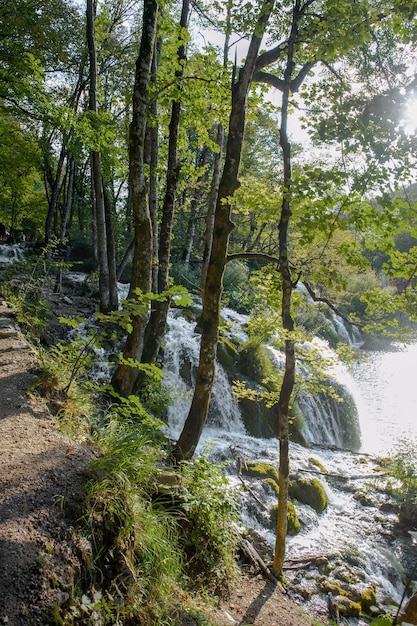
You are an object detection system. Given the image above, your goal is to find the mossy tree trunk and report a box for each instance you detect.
[111,0,158,397]
[272,0,300,581]
[140,0,190,377]
[172,0,275,463]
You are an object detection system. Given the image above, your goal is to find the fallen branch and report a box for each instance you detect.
[296,467,385,480]
[238,474,269,511]
[238,534,278,584]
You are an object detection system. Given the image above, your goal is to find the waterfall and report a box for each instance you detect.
[164,309,361,451]
[163,310,245,439]
[327,309,363,348]
[0,243,27,264]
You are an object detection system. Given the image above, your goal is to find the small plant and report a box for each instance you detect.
[176,454,240,593]
[387,438,417,528]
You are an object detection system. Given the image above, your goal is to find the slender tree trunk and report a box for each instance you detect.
[116,238,134,281]
[201,124,224,292]
[44,145,65,244]
[272,0,300,581]
[103,183,119,310]
[111,0,158,397]
[147,37,161,294]
[59,155,75,241]
[182,146,209,265]
[172,0,275,463]
[201,25,229,293]
[87,0,111,312]
[139,0,190,373]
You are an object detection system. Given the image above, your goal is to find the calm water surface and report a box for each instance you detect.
[350,342,417,455]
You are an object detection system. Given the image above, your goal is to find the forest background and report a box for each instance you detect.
[2,0,417,624]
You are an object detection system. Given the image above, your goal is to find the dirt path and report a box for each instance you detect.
[0,299,95,625]
[0,297,328,626]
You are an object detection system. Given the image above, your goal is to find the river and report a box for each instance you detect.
[350,343,417,456]
[162,311,417,622]
[1,250,415,622]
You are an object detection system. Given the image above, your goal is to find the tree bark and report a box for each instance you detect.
[111,0,158,397]
[87,0,110,313]
[272,0,300,581]
[139,0,190,374]
[103,183,119,310]
[172,0,276,463]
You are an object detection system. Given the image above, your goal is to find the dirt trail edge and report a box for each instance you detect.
[0,299,95,625]
[0,298,327,626]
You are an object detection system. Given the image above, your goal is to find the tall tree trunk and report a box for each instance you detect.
[182,146,209,266]
[201,25,229,293]
[272,0,300,581]
[147,36,161,294]
[59,155,75,242]
[201,124,224,292]
[103,183,119,310]
[172,0,275,463]
[44,145,65,245]
[139,0,190,373]
[87,0,111,313]
[111,0,158,397]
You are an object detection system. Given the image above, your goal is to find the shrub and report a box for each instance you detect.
[176,455,240,593]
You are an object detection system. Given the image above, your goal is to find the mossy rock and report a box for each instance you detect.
[242,461,279,484]
[309,457,327,474]
[236,342,275,385]
[264,477,279,496]
[333,596,361,618]
[289,477,328,513]
[358,585,377,611]
[270,501,301,535]
[217,339,237,372]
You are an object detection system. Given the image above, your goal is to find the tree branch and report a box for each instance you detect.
[302,279,363,328]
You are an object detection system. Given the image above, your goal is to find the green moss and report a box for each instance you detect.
[334,597,362,617]
[264,477,279,496]
[270,501,301,535]
[242,461,279,483]
[236,341,275,385]
[359,586,377,611]
[289,477,328,513]
[309,457,327,474]
[320,579,348,597]
[286,500,302,534]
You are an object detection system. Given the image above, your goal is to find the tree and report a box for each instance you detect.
[86,0,118,312]
[140,0,191,370]
[172,0,276,462]
[111,0,159,397]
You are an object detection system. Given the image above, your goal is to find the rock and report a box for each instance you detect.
[289,477,328,513]
[0,327,18,338]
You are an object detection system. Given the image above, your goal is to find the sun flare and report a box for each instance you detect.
[403,96,417,135]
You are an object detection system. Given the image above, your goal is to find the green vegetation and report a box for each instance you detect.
[270,500,302,535]
[242,461,279,483]
[289,478,329,514]
[385,439,417,528]
[38,383,240,624]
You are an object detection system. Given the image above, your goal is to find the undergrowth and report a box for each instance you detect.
[33,325,240,625]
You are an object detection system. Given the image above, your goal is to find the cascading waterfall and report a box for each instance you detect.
[163,309,245,439]
[0,242,27,264]
[1,248,412,619]
[162,307,412,621]
[164,308,361,451]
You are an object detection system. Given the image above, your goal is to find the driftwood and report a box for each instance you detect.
[238,474,269,510]
[297,467,385,480]
[238,533,278,584]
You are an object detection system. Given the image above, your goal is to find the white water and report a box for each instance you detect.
[2,251,413,615]
[162,311,416,616]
